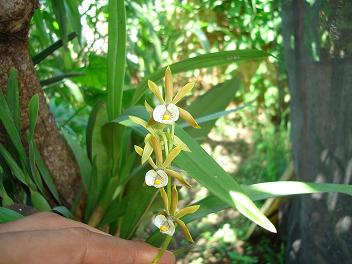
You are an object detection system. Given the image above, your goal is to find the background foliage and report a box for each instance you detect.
[2,0,349,263]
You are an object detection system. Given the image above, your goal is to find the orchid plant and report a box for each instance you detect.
[130,67,200,263]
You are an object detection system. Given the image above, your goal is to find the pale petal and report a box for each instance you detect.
[165,168,192,188]
[170,185,178,214]
[142,141,153,164]
[148,80,164,103]
[145,170,157,186]
[153,214,167,228]
[174,135,191,152]
[155,170,168,188]
[179,107,200,128]
[150,135,163,166]
[174,218,193,242]
[163,220,175,236]
[166,104,179,122]
[153,104,179,124]
[144,100,154,114]
[172,82,195,104]
[163,146,182,168]
[153,104,167,123]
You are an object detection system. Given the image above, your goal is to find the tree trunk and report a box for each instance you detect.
[281,0,352,262]
[0,0,81,205]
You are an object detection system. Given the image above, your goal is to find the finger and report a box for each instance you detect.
[0,227,175,264]
[84,235,175,264]
[0,212,109,236]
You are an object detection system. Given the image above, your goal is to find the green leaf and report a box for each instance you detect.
[98,196,127,227]
[0,84,27,165]
[28,140,45,194]
[186,181,352,223]
[30,190,51,211]
[75,55,107,89]
[107,0,126,119]
[181,100,255,130]
[65,0,82,41]
[147,181,352,247]
[120,169,158,239]
[174,126,276,233]
[86,102,109,193]
[40,72,84,87]
[184,76,241,139]
[132,49,268,104]
[28,95,39,141]
[33,145,61,203]
[32,32,77,65]
[52,206,73,218]
[63,131,91,191]
[6,68,20,132]
[0,207,23,223]
[50,0,68,46]
[28,95,40,191]
[0,169,14,206]
[0,144,29,186]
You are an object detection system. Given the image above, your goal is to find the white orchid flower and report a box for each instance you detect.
[153,215,175,236]
[153,103,179,124]
[147,66,200,128]
[145,169,168,188]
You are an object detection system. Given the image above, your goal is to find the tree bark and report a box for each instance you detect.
[281,0,352,263]
[0,0,81,205]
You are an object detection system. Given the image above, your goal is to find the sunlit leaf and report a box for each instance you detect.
[132,50,268,104]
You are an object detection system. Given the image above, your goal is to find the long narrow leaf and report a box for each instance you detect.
[32,32,77,65]
[28,95,39,141]
[180,100,255,129]
[50,0,68,46]
[6,68,20,131]
[30,190,51,211]
[0,144,28,186]
[132,49,268,104]
[184,76,241,139]
[147,181,352,246]
[63,132,91,191]
[40,72,84,87]
[174,126,276,233]
[65,0,82,41]
[0,87,26,165]
[33,145,61,202]
[107,0,126,119]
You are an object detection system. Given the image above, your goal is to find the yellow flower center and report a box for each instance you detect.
[160,225,169,232]
[163,114,171,121]
[154,178,162,185]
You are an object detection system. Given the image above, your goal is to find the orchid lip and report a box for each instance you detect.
[153,104,179,124]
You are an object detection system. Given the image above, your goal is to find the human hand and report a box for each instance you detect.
[0,212,175,264]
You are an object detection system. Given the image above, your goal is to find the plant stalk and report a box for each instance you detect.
[151,235,172,264]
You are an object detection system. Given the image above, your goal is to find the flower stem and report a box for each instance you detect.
[151,235,172,264]
[162,129,172,205]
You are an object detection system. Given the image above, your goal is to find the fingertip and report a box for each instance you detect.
[159,250,176,264]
